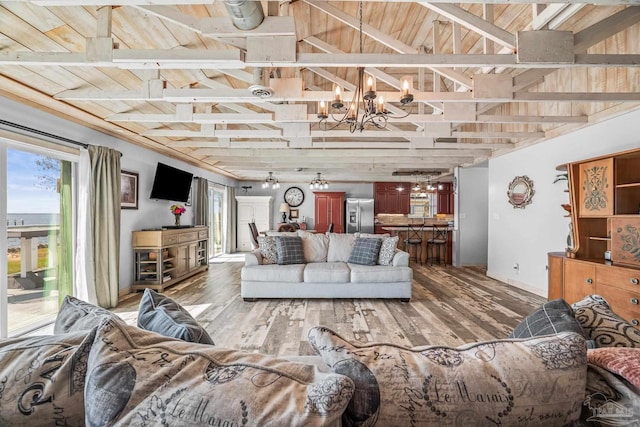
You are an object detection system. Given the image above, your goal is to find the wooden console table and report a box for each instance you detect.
[132,226,208,292]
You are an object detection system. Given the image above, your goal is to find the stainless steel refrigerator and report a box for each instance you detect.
[345,198,375,234]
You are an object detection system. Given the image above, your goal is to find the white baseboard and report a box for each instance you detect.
[486,271,548,298]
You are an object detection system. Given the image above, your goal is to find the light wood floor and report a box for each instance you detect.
[114,259,547,357]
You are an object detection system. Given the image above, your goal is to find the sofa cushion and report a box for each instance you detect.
[327,233,356,262]
[309,326,587,427]
[54,295,122,334]
[348,263,412,283]
[354,232,390,239]
[304,262,351,283]
[378,236,399,265]
[257,236,277,264]
[348,238,383,266]
[266,231,298,237]
[0,329,96,425]
[137,288,214,345]
[572,294,640,348]
[84,318,354,426]
[509,298,589,341]
[300,233,330,263]
[275,236,306,265]
[242,263,305,282]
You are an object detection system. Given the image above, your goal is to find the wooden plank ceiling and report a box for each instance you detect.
[1,0,639,184]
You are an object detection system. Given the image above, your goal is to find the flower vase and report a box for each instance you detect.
[174,214,181,226]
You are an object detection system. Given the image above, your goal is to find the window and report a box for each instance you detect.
[208,184,226,258]
[1,140,77,338]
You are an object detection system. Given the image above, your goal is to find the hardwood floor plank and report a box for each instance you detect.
[113,260,547,356]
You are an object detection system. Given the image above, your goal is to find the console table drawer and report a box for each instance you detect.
[179,231,198,242]
[596,265,640,291]
[163,235,179,245]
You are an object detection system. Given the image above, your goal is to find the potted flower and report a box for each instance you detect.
[170,204,186,226]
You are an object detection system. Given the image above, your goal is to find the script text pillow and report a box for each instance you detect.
[84,318,354,426]
[54,295,121,334]
[309,326,587,427]
[378,236,399,265]
[572,294,640,348]
[257,235,277,264]
[348,238,383,266]
[0,329,96,425]
[137,288,214,344]
[275,236,306,265]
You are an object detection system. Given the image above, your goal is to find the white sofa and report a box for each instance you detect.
[241,232,413,301]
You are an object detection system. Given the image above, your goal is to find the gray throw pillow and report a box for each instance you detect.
[137,288,214,345]
[54,295,121,334]
[572,294,640,348]
[348,237,383,266]
[509,298,590,342]
[274,236,306,265]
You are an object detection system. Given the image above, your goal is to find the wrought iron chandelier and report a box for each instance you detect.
[309,172,329,189]
[261,171,280,189]
[317,2,414,133]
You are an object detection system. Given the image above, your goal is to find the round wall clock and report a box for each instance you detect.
[284,186,305,207]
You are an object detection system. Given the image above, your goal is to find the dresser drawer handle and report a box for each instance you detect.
[632,278,639,285]
[631,298,639,305]
[632,319,639,327]
[586,278,593,284]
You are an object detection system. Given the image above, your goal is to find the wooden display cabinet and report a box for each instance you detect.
[314,192,345,233]
[549,148,640,324]
[132,226,208,292]
[374,182,410,214]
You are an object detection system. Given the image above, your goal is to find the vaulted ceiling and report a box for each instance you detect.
[1,0,639,184]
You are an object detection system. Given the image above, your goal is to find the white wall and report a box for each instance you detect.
[236,181,373,230]
[456,162,489,266]
[0,96,237,293]
[487,108,640,297]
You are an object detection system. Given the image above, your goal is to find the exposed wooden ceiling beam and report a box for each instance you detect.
[28,0,640,5]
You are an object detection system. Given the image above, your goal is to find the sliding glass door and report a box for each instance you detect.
[1,141,76,337]
[208,184,226,258]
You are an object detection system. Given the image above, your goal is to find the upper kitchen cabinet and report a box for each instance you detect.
[374,182,410,214]
[436,183,454,215]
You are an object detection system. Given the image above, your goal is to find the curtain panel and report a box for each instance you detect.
[75,146,121,308]
[194,177,209,226]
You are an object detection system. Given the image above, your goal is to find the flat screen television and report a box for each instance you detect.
[149,162,193,202]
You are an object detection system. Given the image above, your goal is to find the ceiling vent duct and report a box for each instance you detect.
[248,67,274,98]
[223,0,265,30]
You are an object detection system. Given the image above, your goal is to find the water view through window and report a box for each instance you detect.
[5,148,72,336]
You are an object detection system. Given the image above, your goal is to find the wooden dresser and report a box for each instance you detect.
[132,226,208,292]
[549,148,640,325]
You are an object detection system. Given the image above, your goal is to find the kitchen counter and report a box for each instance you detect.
[381,225,452,265]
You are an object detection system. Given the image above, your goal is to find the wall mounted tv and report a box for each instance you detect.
[149,162,193,202]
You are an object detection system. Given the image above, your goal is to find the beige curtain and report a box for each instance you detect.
[76,145,121,308]
[194,177,208,226]
[225,186,236,253]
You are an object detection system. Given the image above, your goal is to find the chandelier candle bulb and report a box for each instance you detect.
[332,85,343,109]
[400,76,414,104]
[364,73,376,100]
[317,100,328,119]
[376,96,385,114]
[348,102,357,121]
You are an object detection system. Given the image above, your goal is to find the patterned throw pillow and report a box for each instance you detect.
[572,294,640,348]
[54,295,122,334]
[275,236,306,265]
[348,238,383,266]
[137,288,214,345]
[309,326,587,426]
[84,318,354,426]
[0,329,96,425]
[378,236,399,265]
[509,298,589,340]
[257,235,277,264]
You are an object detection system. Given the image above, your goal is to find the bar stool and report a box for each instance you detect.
[403,221,424,264]
[427,223,448,265]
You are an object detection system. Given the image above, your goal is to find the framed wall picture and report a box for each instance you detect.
[120,170,139,209]
[289,208,299,219]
